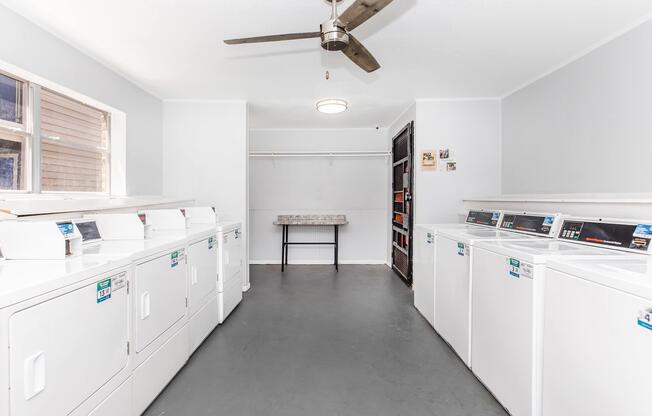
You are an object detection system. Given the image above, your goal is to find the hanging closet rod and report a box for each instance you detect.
[249,150,392,158]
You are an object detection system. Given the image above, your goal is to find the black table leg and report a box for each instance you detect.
[334,225,339,272]
[281,225,287,272]
[284,225,289,270]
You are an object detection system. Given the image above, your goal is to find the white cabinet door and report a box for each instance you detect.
[9,271,129,416]
[188,236,218,317]
[135,249,187,353]
[222,230,242,286]
[413,227,435,327]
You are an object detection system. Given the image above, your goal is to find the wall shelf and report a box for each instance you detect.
[249,150,391,158]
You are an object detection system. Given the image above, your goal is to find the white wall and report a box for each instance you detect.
[502,19,652,195]
[249,128,389,264]
[0,4,162,195]
[414,99,502,224]
[162,100,250,288]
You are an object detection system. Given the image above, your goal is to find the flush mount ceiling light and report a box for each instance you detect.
[316,99,348,114]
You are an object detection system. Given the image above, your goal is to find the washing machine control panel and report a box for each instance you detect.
[74,220,102,244]
[465,210,501,227]
[559,220,652,253]
[499,213,560,237]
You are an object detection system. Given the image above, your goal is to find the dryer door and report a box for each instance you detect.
[188,235,218,316]
[9,270,129,416]
[135,249,187,353]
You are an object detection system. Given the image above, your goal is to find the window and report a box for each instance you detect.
[40,89,110,192]
[0,69,113,194]
[0,72,24,125]
[0,72,28,191]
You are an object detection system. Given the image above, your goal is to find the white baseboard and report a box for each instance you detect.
[249,259,387,265]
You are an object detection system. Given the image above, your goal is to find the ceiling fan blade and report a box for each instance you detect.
[338,0,395,31]
[342,34,380,73]
[224,32,321,45]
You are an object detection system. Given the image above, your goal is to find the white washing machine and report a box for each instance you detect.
[81,214,191,416]
[433,212,563,367]
[540,220,652,416]
[471,218,643,416]
[217,221,243,324]
[413,209,503,328]
[0,221,132,416]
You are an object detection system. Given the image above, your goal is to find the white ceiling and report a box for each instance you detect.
[2,0,652,128]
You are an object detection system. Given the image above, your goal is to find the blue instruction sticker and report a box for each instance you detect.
[638,308,652,331]
[543,216,555,226]
[508,258,520,278]
[97,278,112,303]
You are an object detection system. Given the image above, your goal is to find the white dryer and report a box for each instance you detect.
[217,221,243,323]
[413,209,503,328]
[142,209,219,355]
[0,221,132,416]
[540,220,652,416]
[470,218,642,416]
[433,212,563,367]
[80,214,190,416]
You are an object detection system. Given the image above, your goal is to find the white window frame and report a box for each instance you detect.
[0,61,127,197]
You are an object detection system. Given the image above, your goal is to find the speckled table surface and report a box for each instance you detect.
[274,215,348,226]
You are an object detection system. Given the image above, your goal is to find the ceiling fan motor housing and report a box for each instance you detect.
[320,19,349,51]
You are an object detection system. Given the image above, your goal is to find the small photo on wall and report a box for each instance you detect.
[421,150,437,170]
[439,149,450,160]
[446,161,457,172]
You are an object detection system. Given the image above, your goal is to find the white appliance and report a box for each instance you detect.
[413,209,503,328]
[433,212,563,367]
[540,220,652,416]
[0,221,132,416]
[183,206,219,225]
[80,214,190,416]
[217,221,243,323]
[471,218,643,416]
[0,220,82,259]
[144,209,219,355]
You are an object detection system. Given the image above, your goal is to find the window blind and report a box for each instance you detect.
[40,89,109,192]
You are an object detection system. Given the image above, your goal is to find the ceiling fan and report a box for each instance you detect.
[223,0,394,73]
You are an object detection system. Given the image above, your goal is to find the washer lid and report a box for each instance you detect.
[437,228,537,245]
[474,239,631,264]
[547,257,652,299]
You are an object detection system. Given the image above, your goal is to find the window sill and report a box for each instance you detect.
[0,195,194,218]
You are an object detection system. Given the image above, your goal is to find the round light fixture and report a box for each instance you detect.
[316,99,348,114]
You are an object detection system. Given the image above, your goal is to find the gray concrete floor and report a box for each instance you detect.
[143,265,507,416]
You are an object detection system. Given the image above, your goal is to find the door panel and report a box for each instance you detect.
[471,248,533,416]
[435,236,471,364]
[413,227,435,327]
[10,271,129,416]
[135,250,187,353]
[188,236,217,316]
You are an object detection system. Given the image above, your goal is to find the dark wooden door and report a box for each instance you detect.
[391,121,414,285]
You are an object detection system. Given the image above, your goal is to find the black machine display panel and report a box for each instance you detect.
[466,210,501,227]
[76,221,102,242]
[559,220,652,252]
[500,214,557,236]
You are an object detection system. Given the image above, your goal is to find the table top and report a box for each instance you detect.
[274,215,348,226]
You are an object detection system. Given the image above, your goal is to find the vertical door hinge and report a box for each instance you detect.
[185,298,188,307]
[126,280,130,294]
[127,341,130,355]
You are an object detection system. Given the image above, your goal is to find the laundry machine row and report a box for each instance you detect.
[470,217,652,416]
[0,207,244,416]
[413,209,504,328]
